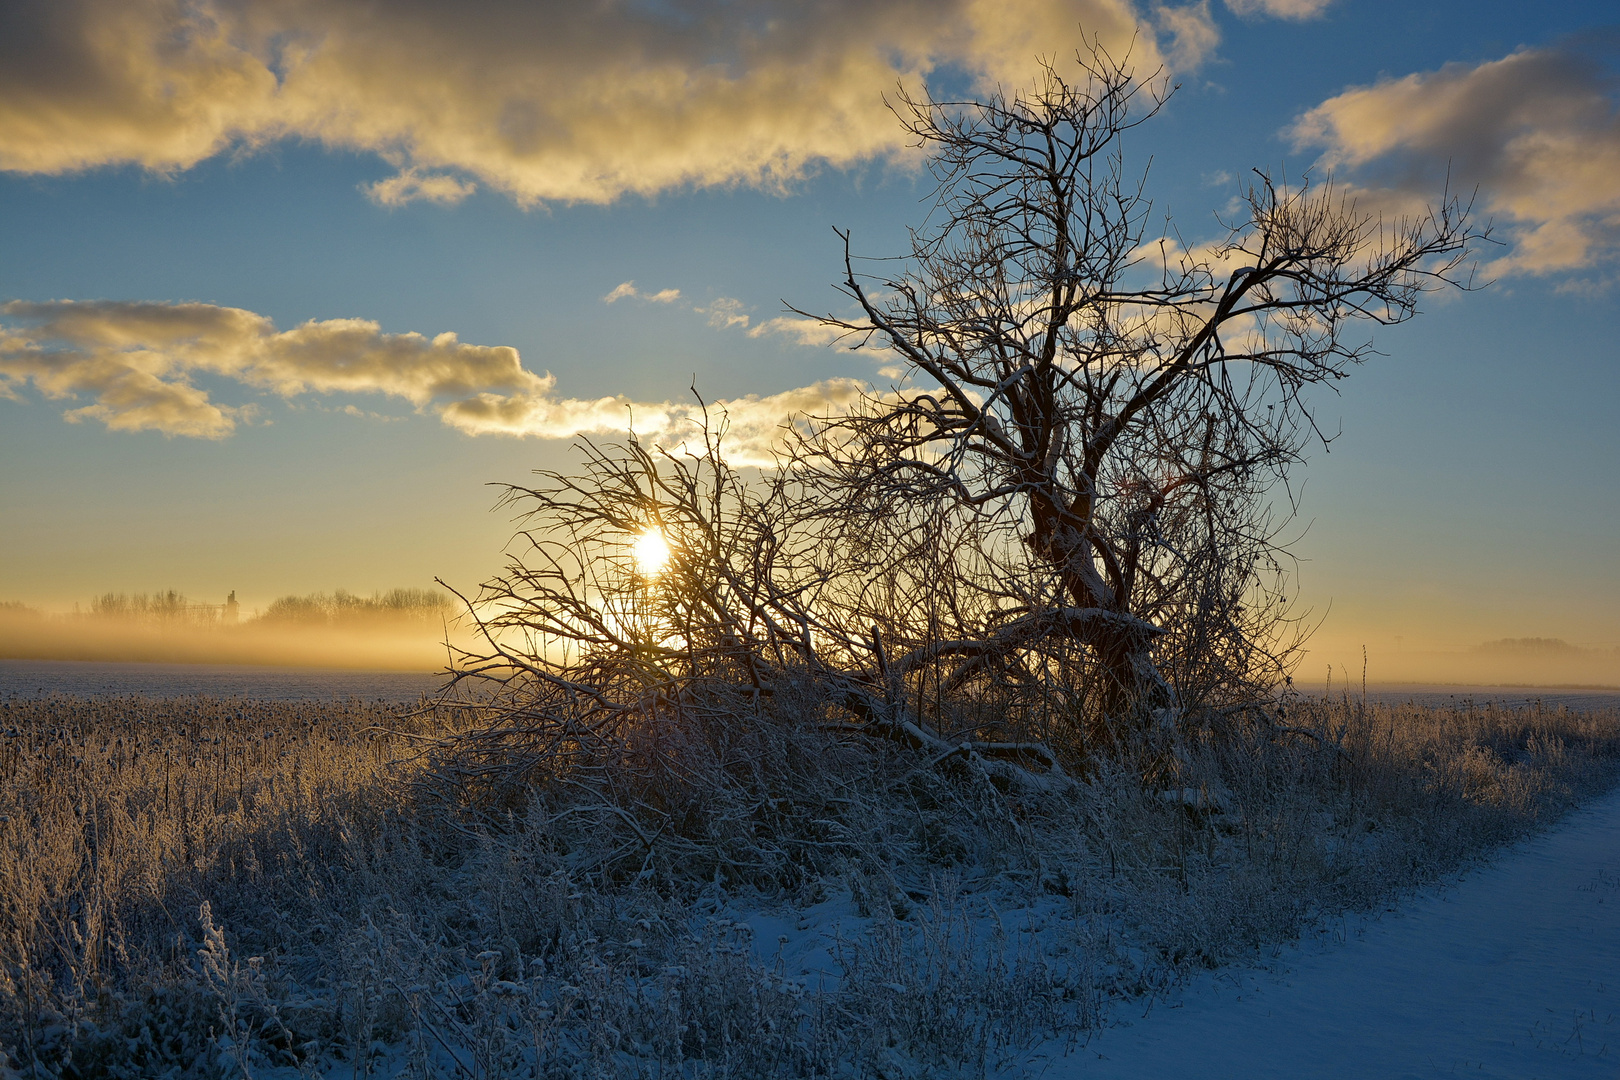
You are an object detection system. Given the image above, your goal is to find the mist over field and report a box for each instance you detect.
[1308,636,1620,691]
[0,589,462,671]
[7,591,1611,690]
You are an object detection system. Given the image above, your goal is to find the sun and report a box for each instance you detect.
[632,528,671,576]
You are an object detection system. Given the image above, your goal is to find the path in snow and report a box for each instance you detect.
[1017,783,1620,1080]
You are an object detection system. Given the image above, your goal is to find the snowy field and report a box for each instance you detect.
[1011,783,1620,1079]
[6,659,1615,715]
[1363,683,1620,714]
[0,657,440,702]
[3,673,1618,1076]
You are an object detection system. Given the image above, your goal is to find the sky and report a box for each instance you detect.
[1,0,1616,681]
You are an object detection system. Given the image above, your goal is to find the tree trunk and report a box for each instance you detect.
[1030,491,1177,724]
[1093,628,1175,732]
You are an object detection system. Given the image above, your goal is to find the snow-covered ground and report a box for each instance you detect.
[1362,684,1620,714]
[0,657,439,701]
[1010,784,1620,1079]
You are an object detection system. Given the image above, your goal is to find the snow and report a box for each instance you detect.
[1361,684,1620,714]
[1012,784,1620,1079]
[0,658,439,701]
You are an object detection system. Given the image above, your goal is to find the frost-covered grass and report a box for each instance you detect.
[2,693,1617,1078]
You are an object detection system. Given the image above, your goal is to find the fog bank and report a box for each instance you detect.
[1304,636,1620,693]
[0,591,465,671]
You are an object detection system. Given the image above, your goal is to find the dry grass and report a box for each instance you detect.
[0,696,431,1075]
[0,692,1616,1078]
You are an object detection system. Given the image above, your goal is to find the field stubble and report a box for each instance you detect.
[1,692,1617,1078]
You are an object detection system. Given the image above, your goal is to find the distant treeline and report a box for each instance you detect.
[1476,637,1619,658]
[0,588,454,629]
[259,588,453,626]
[90,589,220,629]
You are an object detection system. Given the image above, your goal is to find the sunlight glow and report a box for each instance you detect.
[632,529,671,576]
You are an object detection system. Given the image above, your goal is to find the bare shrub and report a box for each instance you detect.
[431,48,1487,893]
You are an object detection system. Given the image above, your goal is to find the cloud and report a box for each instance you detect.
[1223,0,1333,19]
[601,289,846,346]
[439,376,871,465]
[692,299,845,345]
[1293,45,1620,275]
[0,299,867,462]
[0,299,546,437]
[1155,3,1220,72]
[603,282,682,305]
[0,0,1172,207]
[698,297,753,330]
[747,317,847,346]
[339,403,399,422]
[364,168,477,208]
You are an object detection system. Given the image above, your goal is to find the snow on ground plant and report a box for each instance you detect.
[0,691,1616,1077]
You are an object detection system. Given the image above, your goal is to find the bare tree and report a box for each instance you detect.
[795,48,1481,737]
[438,419,1077,807]
[434,45,1482,825]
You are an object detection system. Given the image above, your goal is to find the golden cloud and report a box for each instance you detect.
[438,377,871,465]
[364,168,478,208]
[1222,0,1334,19]
[0,299,866,463]
[0,0,1167,206]
[687,296,852,346]
[747,316,849,346]
[1294,46,1620,276]
[602,282,682,305]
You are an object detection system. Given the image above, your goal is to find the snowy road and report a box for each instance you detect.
[1018,784,1620,1079]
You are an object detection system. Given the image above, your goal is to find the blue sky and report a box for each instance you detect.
[1,0,1616,677]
